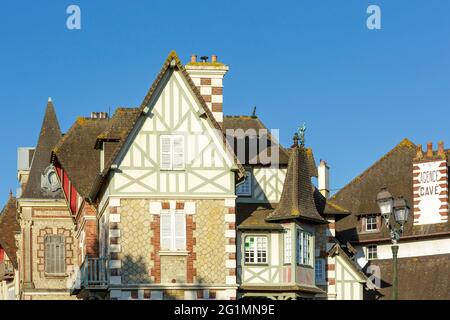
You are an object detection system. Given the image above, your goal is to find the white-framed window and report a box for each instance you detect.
[244,236,267,264]
[160,209,186,251]
[44,235,66,275]
[365,214,378,232]
[237,171,252,196]
[315,258,326,284]
[367,245,377,260]
[160,135,185,170]
[284,229,292,264]
[297,230,312,266]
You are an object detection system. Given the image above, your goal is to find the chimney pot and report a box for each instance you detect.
[427,142,433,157]
[211,55,217,63]
[438,141,444,156]
[191,55,197,63]
[416,144,423,159]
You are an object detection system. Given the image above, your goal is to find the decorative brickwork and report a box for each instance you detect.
[150,215,160,283]
[36,227,73,277]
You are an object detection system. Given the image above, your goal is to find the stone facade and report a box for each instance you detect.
[106,198,237,299]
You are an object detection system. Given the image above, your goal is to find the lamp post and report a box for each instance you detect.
[376,188,410,300]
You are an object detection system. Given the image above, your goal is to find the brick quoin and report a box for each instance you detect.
[186,215,197,282]
[150,215,161,283]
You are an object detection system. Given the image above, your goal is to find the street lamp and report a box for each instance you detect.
[376,188,410,300]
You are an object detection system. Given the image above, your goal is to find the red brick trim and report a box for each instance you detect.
[150,215,161,283]
[186,215,197,283]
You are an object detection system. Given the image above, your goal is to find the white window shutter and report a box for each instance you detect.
[172,136,185,170]
[160,213,172,250]
[174,212,186,250]
[160,136,172,170]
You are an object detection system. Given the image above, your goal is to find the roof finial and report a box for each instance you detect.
[298,122,306,146]
[9,189,13,198]
[48,97,52,103]
[252,106,257,117]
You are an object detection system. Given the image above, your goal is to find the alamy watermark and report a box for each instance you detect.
[367,5,381,30]
[66,5,81,30]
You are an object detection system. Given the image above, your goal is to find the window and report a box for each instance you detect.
[236,171,252,196]
[367,245,377,260]
[315,258,326,284]
[284,229,292,264]
[45,235,65,275]
[244,236,267,264]
[365,215,378,232]
[160,210,186,251]
[160,135,185,170]
[297,230,312,266]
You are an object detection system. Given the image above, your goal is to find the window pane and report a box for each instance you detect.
[237,171,252,196]
[160,136,172,170]
[172,136,184,170]
[174,213,186,250]
[160,213,172,250]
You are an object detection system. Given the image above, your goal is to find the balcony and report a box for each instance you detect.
[0,260,15,281]
[70,257,108,297]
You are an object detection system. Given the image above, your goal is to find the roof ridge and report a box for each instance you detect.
[330,138,415,201]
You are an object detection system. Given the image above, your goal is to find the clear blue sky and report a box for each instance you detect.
[1,0,450,207]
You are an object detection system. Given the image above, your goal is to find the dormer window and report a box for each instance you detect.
[363,214,379,232]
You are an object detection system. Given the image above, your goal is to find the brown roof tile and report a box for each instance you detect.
[236,203,283,230]
[0,196,20,268]
[332,138,450,243]
[267,144,326,224]
[363,254,450,300]
[22,101,64,199]
[223,116,290,166]
[52,117,110,199]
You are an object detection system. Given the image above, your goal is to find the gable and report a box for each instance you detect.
[111,70,237,196]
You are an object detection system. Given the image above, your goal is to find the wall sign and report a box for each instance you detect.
[414,160,448,225]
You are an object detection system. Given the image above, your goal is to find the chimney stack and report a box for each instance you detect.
[415,144,423,160]
[318,160,330,198]
[438,141,445,157]
[185,54,229,126]
[427,142,433,158]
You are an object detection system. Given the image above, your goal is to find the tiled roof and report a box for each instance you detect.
[363,254,450,300]
[313,188,350,216]
[0,196,20,268]
[22,101,64,199]
[331,138,450,243]
[236,203,283,230]
[52,117,110,199]
[223,116,290,166]
[267,143,326,224]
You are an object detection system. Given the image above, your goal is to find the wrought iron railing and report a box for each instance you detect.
[80,257,109,287]
[69,257,108,292]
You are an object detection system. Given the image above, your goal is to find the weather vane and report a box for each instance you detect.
[298,122,306,146]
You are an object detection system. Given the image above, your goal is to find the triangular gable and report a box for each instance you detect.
[89,51,245,200]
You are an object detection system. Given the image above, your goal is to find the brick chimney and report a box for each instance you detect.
[412,141,448,225]
[185,54,229,125]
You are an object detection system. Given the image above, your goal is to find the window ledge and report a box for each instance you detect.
[158,250,189,256]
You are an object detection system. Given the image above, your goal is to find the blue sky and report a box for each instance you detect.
[1,0,450,207]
